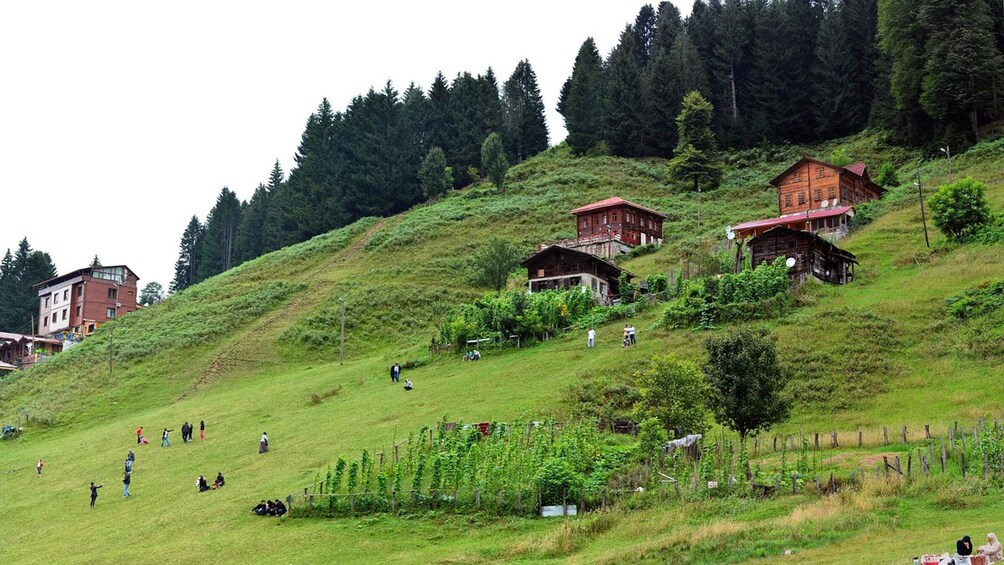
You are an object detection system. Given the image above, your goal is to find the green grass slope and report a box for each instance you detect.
[1,135,1003,563]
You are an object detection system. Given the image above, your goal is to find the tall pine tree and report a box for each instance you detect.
[605,26,646,157]
[171,216,204,293]
[501,60,549,163]
[198,188,242,281]
[564,38,606,155]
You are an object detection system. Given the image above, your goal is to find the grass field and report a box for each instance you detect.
[2,133,1004,563]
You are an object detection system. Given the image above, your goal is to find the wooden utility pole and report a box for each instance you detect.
[339,297,346,365]
[916,172,930,248]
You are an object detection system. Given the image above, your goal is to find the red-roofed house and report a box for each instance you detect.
[731,157,884,239]
[543,196,666,258]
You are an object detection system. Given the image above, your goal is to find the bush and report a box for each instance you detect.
[535,458,585,505]
[927,177,992,240]
[661,258,791,328]
[633,354,710,438]
[875,162,900,187]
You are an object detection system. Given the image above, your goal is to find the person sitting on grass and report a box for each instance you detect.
[941,536,973,565]
[273,499,287,516]
[403,379,413,391]
[196,475,210,492]
[252,500,267,515]
[213,472,225,489]
[979,533,1003,563]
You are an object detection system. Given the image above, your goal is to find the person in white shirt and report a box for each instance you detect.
[587,328,595,348]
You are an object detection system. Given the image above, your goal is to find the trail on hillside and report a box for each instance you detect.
[181,219,388,398]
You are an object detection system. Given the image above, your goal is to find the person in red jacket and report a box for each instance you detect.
[136,426,143,444]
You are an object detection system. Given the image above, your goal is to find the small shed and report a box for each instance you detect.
[748,227,857,285]
[522,245,634,303]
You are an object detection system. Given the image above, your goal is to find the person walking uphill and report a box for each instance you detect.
[36,459,43,478]
[587,328,595,348]
[122,471,131,497]
[199,420,205,441]
[89,482,102,508]
[161,428,173,447]
[259,432,269,454]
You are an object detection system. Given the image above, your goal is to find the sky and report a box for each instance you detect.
[0,1,691,289]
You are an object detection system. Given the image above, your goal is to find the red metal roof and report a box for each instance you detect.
[845,162,867,177]
[732,206,853,233]
[569,196,667,218]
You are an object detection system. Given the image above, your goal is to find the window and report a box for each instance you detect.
[63,289,68,300]
[43,317,47,326]
[784,194,793,208]
[537,269,545,278]
[52,313,57,323]
[45,297,50,307]
[76,306,81,317]
[601,215,607,225]
[794,171,803,182]
[798,192,806,205]
[106,308,116,318]
[87,324,95,333]
[827,186,836,199]
[581,219,589,228]
[612,212,618,222]
[816,166,825,179]
[62,309,67,321]
[813,188,822,201]
[108,288,117,299]
[53,293,59,305]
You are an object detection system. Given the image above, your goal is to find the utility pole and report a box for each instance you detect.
[339,297,346,366]
[109,282,119,377]
[916,171,930,248]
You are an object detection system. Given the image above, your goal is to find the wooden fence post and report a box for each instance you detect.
[858,431,863,448]
[391,491,397,513]
[429,428,434,447]
[984,452,989,479]
[922,456,930,478]
[792,474,797,495]
[773,437,777,452]
[394,445,399,463]
[950,427,956,452]
[907,453,912,478]
[895,456,901,477]
[941,440,947,474]
[379,452,384,469]
[902,426,908,444]
[882,456,890,478]
[883,427,889,445]
[831,430,838,448]
[925,424,931,439]
[814,432,819,450]
[961,452,967,479]
[475,488,481,508]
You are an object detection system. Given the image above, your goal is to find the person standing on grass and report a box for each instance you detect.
[125,449,135,472]
[161,427,173,447]
[136,426,143,444]
[199,420,205,441]
[389,364,396,383]
[36,459,43,478]
[629,324,636,345]
[122,471,131,497]
[587,327,595,348]
[89,482,102,508]
[259,432,269,453]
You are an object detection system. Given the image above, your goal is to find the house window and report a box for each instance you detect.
[76,306,81,317]
[612,212,618,222]
[601,215,607,225]
[62,309,67,320]
[794,171,803,182]
[45,297,50,307]
[63,289,68,300]
[798,192,806,205]
[108,288,117,299]
[43,317,48,326]
[828,186,836,199]
[53,293,59,305]
[52,313,57,323]
[106,308,116,318]
[581,219,588,228]
[816,166,825,179]
[537,269,545,278]
[813,188,822,201]
[87,324,95,333]
[784,194,792,208]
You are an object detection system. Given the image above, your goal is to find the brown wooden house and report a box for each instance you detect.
[732,157,884,240]
[542,197,667,258]
[34,265,139,338]
[748,227,857,285]
[522,245,635,303]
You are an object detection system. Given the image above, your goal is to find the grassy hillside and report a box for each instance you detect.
[2,133,1004,563]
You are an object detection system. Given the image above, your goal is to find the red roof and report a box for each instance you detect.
[732,206,853,234]
[569,196,667,219]
[845,162,867,177]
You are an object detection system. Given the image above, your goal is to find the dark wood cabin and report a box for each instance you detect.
[522,245,635,303]
[567,197,667,257]
[748,227,857,285]
[732,157,884,240]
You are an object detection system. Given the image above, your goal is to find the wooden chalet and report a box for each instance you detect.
[732,157,884,240]
[748,227,857,285]
[0,332,64,370]
[522,245,635,303]
[540,197,666,259]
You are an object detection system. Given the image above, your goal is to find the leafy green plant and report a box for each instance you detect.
[927,177,992,240]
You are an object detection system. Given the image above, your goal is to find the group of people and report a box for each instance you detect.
[252,499,287,516]
[195,472,225,492]
[180,421,204,443]
[936,533,1002,564]
[621,324,637,347]
[123,449,135,497]
[389,363,402,383]
[463,350,481,361]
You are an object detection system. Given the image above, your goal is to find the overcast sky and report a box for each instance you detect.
[0,1,691,288]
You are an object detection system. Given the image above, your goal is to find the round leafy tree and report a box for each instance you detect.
[927,177,991,241]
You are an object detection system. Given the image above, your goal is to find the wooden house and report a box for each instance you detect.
[748,227,857,285]
[539,197,666,259]
[0,332,64,370]
[732,158,884,240]
[522,245,635,303]
[34,265,139,337]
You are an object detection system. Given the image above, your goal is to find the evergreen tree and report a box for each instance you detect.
[398,83,429,208]
[564,38,606,155]
[669,91,722,192]
[481,132,509,190]
[284,99,343,242]
[0,249,17,331]
[605,26,646,157]
[18,250,56,330]
[260,160,286,253]
[651,1,684,57]
[235,183,270,262]
[749,1,793,141]
[171,217,204,293]
[918,0,1004,137]
[633,4,659,65]
[0,239,57,333]
[813,2,857,138]
[89,255,101,267]
[198,188,242,281]
[139,282,165,306]
[501,60,549,163]
[643,32,710,157]
[446,72,490,185]
[419,147,453,200]
[426,72,452,154]
[843,0,880,127]
[714,0,750,124]
[879,0,935,140]
[556,77,572,118]
[782,0,823,140]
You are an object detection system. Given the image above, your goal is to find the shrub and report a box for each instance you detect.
[927,177,992,240]
[632,354,710,437]
[535,458,584,505]
[875,162,900,187]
